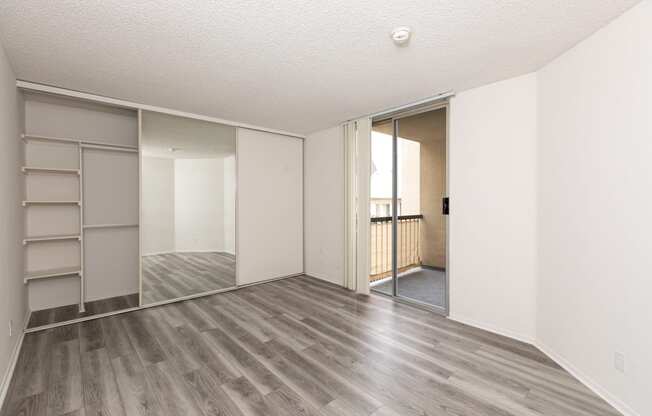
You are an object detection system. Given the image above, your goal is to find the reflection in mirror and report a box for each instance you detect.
[141,111,236,304]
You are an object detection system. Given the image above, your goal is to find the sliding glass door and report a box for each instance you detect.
[369,105,448,313]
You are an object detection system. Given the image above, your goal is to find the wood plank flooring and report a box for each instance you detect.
[142,252,236,304]
[3,276,621,416]
[26,293,140,329]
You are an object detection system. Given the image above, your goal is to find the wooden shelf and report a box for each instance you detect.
[22,200,80,207]
[22,166,80,175]
[23,234,81,245]
[24,267,81,284]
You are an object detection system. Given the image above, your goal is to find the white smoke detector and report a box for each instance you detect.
[391,27,411,45]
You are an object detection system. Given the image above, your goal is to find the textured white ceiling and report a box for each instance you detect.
[0,1,640,134]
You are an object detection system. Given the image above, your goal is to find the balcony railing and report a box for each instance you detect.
[370,214,422,282]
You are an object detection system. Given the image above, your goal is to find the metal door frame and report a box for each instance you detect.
[370,101,450,316]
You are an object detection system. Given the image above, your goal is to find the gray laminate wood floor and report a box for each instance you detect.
[2,276,621,416]
[142,252,236,304]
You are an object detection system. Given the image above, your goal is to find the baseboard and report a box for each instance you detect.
[0,309,29,411]
[448,317,637,415]
[303,274,345,288]
[142,250,175,256]
[304,272,344,287]
[448,314,535,345]
[536,341,639,416]
[174,249,224,254]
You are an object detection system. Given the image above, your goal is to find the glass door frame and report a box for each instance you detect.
[370,100,450,316]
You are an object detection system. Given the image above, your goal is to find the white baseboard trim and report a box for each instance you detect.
[448,314,535,345]
[304,272,344,287]
[0,332,23,409]
[448,317,637,415]
[0,309,29,411]
[536,341,639,416]
[142,250,175,256]
[174,249,224,254]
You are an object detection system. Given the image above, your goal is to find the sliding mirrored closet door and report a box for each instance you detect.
[140,111,236,304]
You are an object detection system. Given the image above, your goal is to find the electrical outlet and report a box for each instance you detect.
[614,352,625,373]
[8,320,12,337]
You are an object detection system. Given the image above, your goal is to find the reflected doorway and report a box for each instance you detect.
[140,111,237,304]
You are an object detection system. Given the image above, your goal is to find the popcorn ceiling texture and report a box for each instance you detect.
[0,0,640,134]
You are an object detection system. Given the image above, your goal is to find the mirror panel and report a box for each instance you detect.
[140,111,236,304]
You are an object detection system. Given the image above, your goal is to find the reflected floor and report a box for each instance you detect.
[371,266,445,308]
[142,252,236,304]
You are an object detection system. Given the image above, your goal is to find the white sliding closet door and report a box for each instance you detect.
[237,128,303,285]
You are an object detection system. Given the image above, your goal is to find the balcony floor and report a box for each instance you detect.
[371,266,445,308]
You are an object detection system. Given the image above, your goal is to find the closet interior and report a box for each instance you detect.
[23,92,140,328]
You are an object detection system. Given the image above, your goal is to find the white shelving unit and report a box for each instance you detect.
[23,234,81,245]
[22,92,140,315]
[83,223,138,229]
[24,267,82,284]
[22,133,138,150]
[22,200,80,206]
[22,134,85,311]
[22,166,80,175]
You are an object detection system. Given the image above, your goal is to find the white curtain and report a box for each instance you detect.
[343,117,371,295]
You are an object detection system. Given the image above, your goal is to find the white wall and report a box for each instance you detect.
[537,3,651,415]
[141,156,175,255]
[142,155,234,255]
[448,73,538,342]
[304,126,345,285]
[174,158,225,252]
[0,39,26,402]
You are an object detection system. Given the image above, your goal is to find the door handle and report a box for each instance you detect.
[442,197,449,215]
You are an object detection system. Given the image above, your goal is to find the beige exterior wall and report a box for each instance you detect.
[398,139,420,215]
[414,109,447,268]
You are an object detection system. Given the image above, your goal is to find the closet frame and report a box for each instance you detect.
[18,80,306,333]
